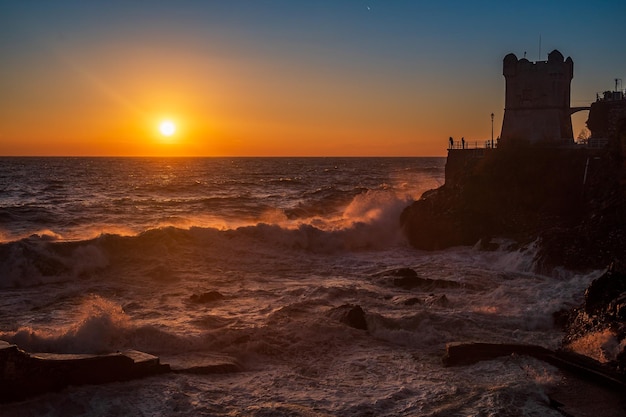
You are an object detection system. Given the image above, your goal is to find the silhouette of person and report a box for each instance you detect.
[449,137,453,149]
[461,137,465,149]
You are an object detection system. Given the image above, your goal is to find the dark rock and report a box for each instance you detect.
[609,293,626,321]
[374,268,462,291]
[552,308,571,329]
[443,342,626,390]
[400,142,626,272]
[165,352,242,374]
[326,304,368,331]
[403,297,422,306]
[562,266,626,376]
[189,291,224,304]
[584,267,626,315]
[400,187,489,250]
[443,342,552,367]
[0,341,169,403]
[386,267,418,279]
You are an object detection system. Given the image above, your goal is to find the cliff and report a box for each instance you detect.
[400,129,626,272]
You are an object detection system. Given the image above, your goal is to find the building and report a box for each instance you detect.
[500,50,574,145]
[587,81,626,141]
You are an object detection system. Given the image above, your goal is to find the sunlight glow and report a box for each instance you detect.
[159,120,176,137]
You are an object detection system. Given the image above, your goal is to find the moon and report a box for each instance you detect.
[159,120,176,136]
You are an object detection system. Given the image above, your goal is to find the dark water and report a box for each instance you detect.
[0,157,599,416]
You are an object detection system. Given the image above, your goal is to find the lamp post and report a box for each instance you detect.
[490,113,494,148]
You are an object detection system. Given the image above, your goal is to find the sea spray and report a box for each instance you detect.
[3,295,128,353]
[0,237,108,288]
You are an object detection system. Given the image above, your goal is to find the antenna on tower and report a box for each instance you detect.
[616,78,622,92]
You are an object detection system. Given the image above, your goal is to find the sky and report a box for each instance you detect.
[1,0,625,157]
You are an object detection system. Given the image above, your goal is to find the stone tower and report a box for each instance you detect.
[500,50,574,144]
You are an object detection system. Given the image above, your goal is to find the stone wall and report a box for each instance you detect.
[444,148,488,188]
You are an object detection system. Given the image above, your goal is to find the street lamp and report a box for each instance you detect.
[490,113,494,148]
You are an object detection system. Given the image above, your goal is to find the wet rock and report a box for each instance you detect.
[189,291,224,304]
[444,342,626,415]
[562,265,626,375]
[0,341,170,403]
[443,342,553,367]
[584,267,626,315]
[609,293,626,320]
[552,308,571,329]
[403,297,422,306]
[374,268,462,291]
[165,352,242,374]
[326,304,368,331]
[444,342,626,387]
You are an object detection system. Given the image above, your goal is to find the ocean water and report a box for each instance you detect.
[0,157,600,416]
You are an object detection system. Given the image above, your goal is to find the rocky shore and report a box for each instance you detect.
[401,137,626,272]
[400,124,626,415]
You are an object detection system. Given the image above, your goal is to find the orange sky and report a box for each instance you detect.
[1,2,623,156]
[0,39,505,157]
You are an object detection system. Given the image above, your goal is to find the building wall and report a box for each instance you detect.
[500,50,574,144]
[587,99,626,139]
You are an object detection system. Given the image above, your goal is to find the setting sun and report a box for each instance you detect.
[159,120,176,137]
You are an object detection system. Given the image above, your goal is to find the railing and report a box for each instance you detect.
[448,139,498,150]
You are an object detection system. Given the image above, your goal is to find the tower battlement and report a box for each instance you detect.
[500,50,574,144]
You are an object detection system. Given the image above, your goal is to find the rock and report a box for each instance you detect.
[442,342,552,367]
[0,341,169,403]
[443,342,626,389]
[165,352,242,374]
[584,267,626,315]
[403,297,422,306]
[326,304,368,331]
[400,143,626,272]
[562,266,626,375]
[189,291,224,304]
[400,188,487,250]
[374,268,462,291]
[443,342,626,416]
[552,308,571,329]
[609,293,626,320]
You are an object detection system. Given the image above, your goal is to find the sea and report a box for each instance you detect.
[0,157,602,416]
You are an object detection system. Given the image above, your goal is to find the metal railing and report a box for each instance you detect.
[448,139,498,150]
